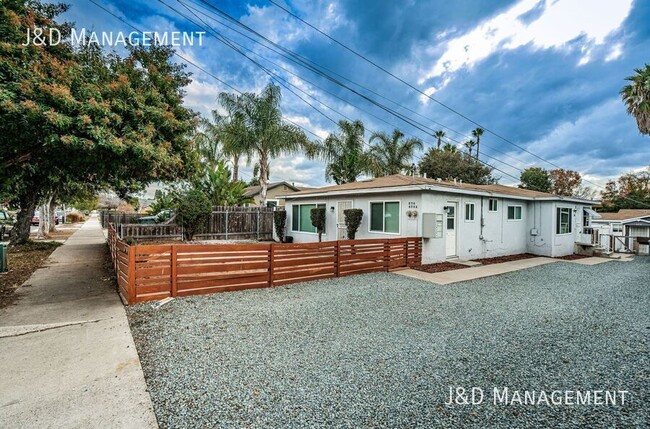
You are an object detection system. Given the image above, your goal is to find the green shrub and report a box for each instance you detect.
[344,208,363,240]
[310,207,326,242]
[273,210,287,242]
[174,188,212,241]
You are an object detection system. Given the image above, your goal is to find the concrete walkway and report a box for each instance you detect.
[0,216,157,429]
[397,255,628,284]
[398,257,559,284]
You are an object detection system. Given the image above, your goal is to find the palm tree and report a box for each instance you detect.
[367,129,423,177]
[434,130,446,149]
[621,64,650,135]
[218,83,308,205]
[307,119,367,184]
[471,127,484,159]
[442,142,457,152]
[464,139,476,157]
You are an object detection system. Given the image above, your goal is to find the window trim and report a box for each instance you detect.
[612,223,623,233]
[488,198,498,212]
[368,200,401,235]
[556,206,573,235]
[464,202,476,222]
[507,205,523,221]
[291,202,328,235]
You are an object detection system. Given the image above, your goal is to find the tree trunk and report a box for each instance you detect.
[37,201,50,239]
[475,137,480,160]
[232,154,239,182]
[11,193,38,245]
[259,156,269,207]
[49,199,57,233]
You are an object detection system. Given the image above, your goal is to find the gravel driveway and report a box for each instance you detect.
[127,257,649,428]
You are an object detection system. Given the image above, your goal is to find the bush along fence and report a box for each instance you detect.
[107,224,422,305]
[102,207,275,241]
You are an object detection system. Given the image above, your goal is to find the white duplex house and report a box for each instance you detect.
[281,174,598,264]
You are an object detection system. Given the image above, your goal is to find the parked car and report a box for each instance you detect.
[31,211,59,226]
[0,210,15,241]
[138,210,173,224]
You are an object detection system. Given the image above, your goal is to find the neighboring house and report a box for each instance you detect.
[281,174,597,263]
[245,182,303,207]
[590,209,650,253]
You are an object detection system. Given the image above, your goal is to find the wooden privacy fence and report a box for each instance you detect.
[107,224,422,305]
[106,207,274,241]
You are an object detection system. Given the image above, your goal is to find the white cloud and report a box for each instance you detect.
[417,0,633,89]
[605,42,624,62]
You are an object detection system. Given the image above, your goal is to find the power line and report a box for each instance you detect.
[264,0,650,204]
[167,0,523,181]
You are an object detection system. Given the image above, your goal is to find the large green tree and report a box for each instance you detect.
[418,148,496,184]
[1,1,197,243]
[621,64,650,135]
[367,129,423,177]
[519,167,552,192]
[217,84,307,206]
[601,167,650,210]
[307,119,367,184]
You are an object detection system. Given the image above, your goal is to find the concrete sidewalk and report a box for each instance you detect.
[0,216,157,429]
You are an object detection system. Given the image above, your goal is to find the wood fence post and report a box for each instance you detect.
[225,211,229,240]
[256,209,260,241]
[171,245,177,298]
[335,241,340,277]
[384,240,390,271]
[269,243,275,286]
[128,245,136,305]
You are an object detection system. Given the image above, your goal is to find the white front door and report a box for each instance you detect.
[445,202,457,257]
[337,200,353,239]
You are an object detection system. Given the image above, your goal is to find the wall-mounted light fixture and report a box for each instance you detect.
[330,206,335,213]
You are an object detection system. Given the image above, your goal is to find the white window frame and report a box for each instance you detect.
[265,199,279,208]
[507,205,523,221]
[291,202,327,235]
[368,200,401,235]
[556,206,573,235]
[464,202,476,222]
[488,198,498,212]
[612,223,623,233]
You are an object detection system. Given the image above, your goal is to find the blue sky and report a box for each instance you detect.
[59,0,650,189]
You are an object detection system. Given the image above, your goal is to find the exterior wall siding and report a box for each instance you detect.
[286,190,592,263]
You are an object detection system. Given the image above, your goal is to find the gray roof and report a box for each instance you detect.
[245,182,301,197]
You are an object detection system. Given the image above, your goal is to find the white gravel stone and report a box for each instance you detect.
[127,257,650,428]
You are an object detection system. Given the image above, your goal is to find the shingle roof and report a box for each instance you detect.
[286,174,591,201]
[245,182,301,197]
[596,209,650,221]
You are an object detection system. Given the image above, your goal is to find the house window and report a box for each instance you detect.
[291,203,326,233]
[612,223,623,233]
[369,201,400,233]
[266,199,278,208]
[488,199,498,212]
[556,207,572,234]
[465,203,475,221]
[507,205,522,220]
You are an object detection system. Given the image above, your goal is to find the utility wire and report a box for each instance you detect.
[167,0,523,181]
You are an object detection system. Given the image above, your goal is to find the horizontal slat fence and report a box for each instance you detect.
[107,223,422,305]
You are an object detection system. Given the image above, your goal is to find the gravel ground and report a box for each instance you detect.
[127,257,650,428]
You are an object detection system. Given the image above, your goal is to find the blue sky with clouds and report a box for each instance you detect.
[59,0,650,189]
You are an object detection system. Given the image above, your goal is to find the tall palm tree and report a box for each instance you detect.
[434,130,446,149]
[621,64,650,135]
[464,139,476,157]
[471,127,484,159]
[307,119,367,184]
[367,129,423,177]
[218,83,308,205]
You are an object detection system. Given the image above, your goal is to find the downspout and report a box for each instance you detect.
[479,196,485,240]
